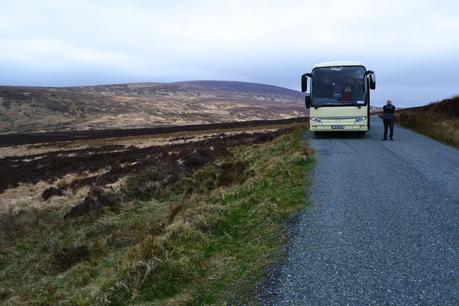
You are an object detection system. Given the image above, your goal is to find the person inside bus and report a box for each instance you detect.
[341,79,354,102]
[342,86,353,101]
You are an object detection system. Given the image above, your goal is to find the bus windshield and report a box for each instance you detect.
[312,66,366,106]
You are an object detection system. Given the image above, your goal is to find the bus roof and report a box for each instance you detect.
[313,61,365,68]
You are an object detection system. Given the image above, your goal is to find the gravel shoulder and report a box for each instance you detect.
[258,116,459,305]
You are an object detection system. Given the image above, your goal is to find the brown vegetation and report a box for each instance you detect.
[0,126,313,305]
[396,96,459,147]
[0,127,294,196]
[0,117,307,147]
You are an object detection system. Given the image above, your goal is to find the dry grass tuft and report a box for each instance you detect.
[396,96,459,148]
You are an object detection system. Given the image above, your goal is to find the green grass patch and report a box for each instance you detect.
[0,128,313,305]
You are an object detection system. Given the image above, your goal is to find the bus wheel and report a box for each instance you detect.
[356,131,366,136]
[314,131,323,137]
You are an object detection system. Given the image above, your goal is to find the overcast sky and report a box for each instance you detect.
[1,0,458,106]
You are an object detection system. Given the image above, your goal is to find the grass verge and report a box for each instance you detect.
[396,97,459,148]
[0,128,313,305]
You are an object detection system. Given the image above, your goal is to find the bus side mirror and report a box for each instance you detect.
[369,72,376,90]
[301,75,308,92]
[305,94,311,108]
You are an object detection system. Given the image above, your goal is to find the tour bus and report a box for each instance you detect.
[301,61,376,135]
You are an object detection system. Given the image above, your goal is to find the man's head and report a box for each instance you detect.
[386,99,392,105]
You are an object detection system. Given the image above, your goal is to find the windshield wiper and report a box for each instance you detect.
[314,103,349,109]
[314,102,362,109]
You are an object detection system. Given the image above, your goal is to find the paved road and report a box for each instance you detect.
[258,116,459,305]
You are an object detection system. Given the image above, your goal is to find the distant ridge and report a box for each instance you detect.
[0,81,306,134]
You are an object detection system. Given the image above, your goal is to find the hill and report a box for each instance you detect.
[396,96,459,147]
[0,81,306,134]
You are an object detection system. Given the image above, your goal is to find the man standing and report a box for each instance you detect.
[382,99,395,140]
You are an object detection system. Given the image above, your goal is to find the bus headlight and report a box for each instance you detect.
[354,116,366,123]
[311,117,322,123]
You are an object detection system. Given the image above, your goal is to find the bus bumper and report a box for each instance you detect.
[310,121,368,131]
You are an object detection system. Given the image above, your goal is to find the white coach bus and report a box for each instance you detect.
[301,61,376,135]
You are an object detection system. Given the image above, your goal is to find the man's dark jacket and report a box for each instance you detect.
[383,104,395,120]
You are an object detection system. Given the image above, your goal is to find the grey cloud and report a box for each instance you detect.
[0,0,458,107]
